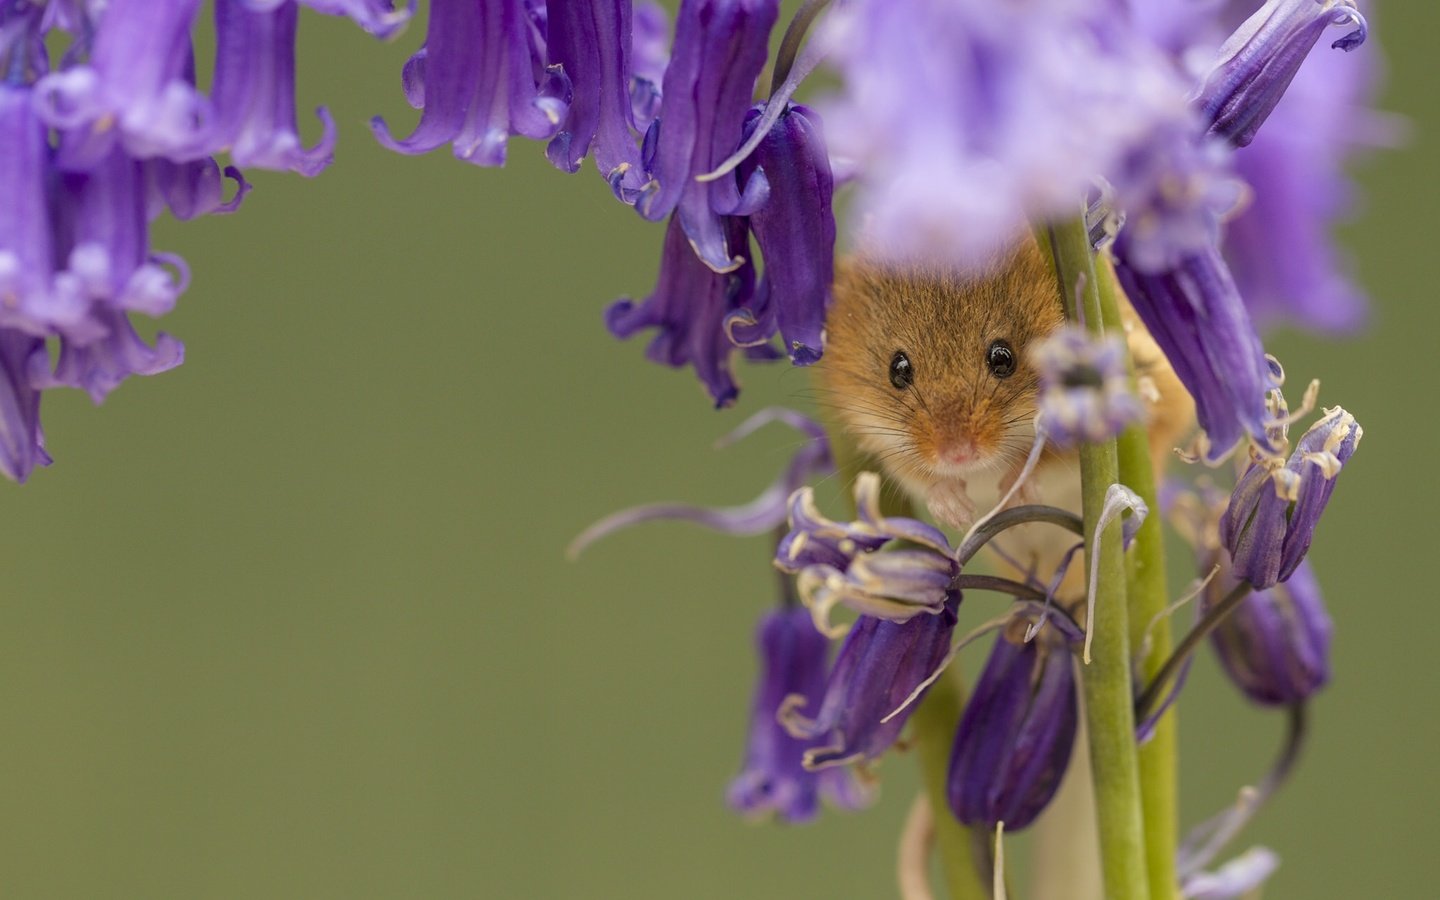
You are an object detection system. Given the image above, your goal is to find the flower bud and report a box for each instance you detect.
[1207,559,1331,707]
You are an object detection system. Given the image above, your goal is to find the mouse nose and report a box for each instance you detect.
[940,439,977,465]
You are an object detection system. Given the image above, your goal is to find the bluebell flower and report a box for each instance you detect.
[285,0,414,39]
[819,0,1191,267]
[636,0,777,272]
[1111,243,1280,461]
[34,0,211,170]
[1220,406,1361,589]
[628,1,669,131]
[781,593,960,769]
[1194,0,1367,149]
[606,213,756,407]
[947,620,1079,831]
[372,0,568,167]
[211,0,336,176]
[729,605,872,822]
[0,331,49,483]
[729,103,834,366]
[543,0,646,197]
[1033,324,1145,447]
[147,157,251,221]
[1206,558,1331,706]
[1182,847,1280,900]
[775,473,957,632]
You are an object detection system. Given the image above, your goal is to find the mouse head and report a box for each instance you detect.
[820,240,1065,482]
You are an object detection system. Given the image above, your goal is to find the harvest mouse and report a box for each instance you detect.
[819,238,1193,534]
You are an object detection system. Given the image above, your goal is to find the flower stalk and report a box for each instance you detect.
[1098,259,1180,900]
[1048,217,1151,900]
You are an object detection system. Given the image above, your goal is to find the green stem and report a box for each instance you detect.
[1048,219,1151,900]
[912,671,991,900]
[1098,259,1180,900]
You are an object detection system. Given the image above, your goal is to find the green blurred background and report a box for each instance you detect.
[2,3,1435,898]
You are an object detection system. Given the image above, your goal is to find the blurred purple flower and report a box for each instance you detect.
[1194,0,1367,149]
[372,0,568,167]
[729,103,834,367]
[947,621,1078,831]
[212,0,336,176]
[606,213,756,407]
[147,157,251,221]
[281,0,414,39]
[34,0,211,170]
[729,605,872,822]
[819,0,1191,267]
[781,593,960,769]
[1206,558,1331,706]
[0,331,49,483]
[629,0,669,130]
[1033,324,1144,447]
[1220,406,1360,589]
[636,0,777,272]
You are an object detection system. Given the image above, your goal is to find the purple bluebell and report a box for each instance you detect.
[781,593,959,769]
[776,473,957,630]
[211,0,335,176]
[282,0,414,39]
[1194,0,1367,148]
[818,0,1192,267]
[636,0,777,272]
[147,157,251,221]
[606,213,756,407]
[372,0,568,167]
[947,620,1078,831]
[1033,324,1144,447]
[728,605,872,822]
[1111,243,1279,461]
[34,0,211,170]
[1220,406,1361,589]
[1221,14,1391,334]
[1182,847,1280,900]
[728,103,834,366]
[0,331,49,483]
[628,0,668,130]
[1206,558,1331,707]
[543,0,646,198]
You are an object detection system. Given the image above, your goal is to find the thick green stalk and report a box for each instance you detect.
[820,414,988,900]
[1048,219,1151,900]
[1098,260,1180,900]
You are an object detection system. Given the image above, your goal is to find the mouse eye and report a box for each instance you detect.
[987,340,1017,379]
[889,350,915,389]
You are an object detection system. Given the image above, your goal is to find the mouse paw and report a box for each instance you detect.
[926,480,976,530]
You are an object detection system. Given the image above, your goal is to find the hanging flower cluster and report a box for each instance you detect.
[0,0,408,482]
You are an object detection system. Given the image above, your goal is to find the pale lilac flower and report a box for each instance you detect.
[0,332,49,483]
[211,0,336,176]
[820,0,1191,267]
[636,0,778,272]
[281,0,414,39]
[629,0,669,130]
[1033,324,1144,447]
[947,621,1078,831]
[372,0,568,167]
[729,605,872,822]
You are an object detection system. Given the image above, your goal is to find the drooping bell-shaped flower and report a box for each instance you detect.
[1220,406,1361,589]
[629,0,669,130]
[728,605,872,822]
[146,157,251,221]
[1033,324,1144,447]
[946,620,1079,831]
[1206,558,1331,706]
[34,0,211,169]
[211,0,336,176]
[287,0,414,39]
[781,593,960,769]
[1194,0,1367,148]
[543,0,646,198]
[0,331,50,483]
[636,0,778,272]
[728,103,834,366]
[606,213,756,407]
[372,0,568,167]
[775,473,957,632]
[1111,242,1280,461]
